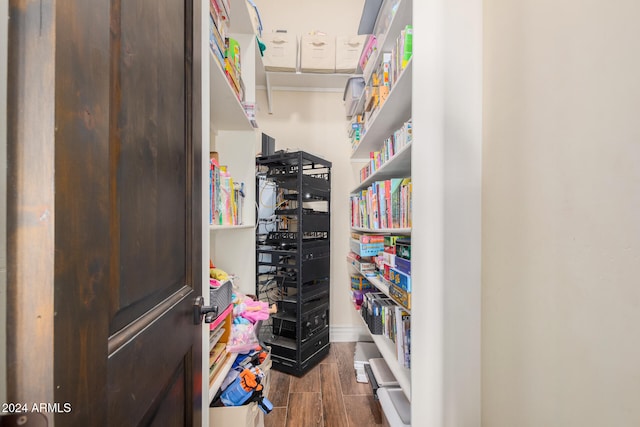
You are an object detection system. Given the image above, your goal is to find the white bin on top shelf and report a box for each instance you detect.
[300,33,336,73]
[335,35,368,73]
[263,32,298,72]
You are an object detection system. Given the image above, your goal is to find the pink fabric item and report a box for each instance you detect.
[239,300,272,322]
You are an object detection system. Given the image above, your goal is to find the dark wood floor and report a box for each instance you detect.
[265,342,390,427]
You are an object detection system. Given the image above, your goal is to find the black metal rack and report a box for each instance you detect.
[255,151,331,376]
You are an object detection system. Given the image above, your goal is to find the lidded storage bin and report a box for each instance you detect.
[263,32,298,72]
[300,33,336,73]
[344,76,365,118]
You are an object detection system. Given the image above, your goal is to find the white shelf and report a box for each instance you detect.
[351,226,411,234]
[352,142,412,193]
[258,71,356,114]
[352,59,413,159]
[372,334,411,400]
[209,223,255,231]
[209,51,253,132]
[356,306,411,400]
[262,71,354,92]
[366,274,390,296]
[227,0,257,34]
[208,351,237,403]
[348,264,411,315]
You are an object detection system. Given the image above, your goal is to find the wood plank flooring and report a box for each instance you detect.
[265,342,390,427]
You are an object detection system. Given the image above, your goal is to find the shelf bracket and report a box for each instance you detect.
[265,71,273,114]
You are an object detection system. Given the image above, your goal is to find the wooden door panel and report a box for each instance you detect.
[146,361,187,427]
[7,0,202,425]
[108,287,195,426]
[112,0,188,333]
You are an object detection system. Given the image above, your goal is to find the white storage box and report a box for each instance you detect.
[369,358,399,387]
[336,35,368,73]
[377,387,411,427]
[209,402,263,427]
[344,77,365,118]
[300,34,336,73]
[353,341,381,383]
[263,32,298,72]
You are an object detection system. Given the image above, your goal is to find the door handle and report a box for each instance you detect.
[193,296,218,325]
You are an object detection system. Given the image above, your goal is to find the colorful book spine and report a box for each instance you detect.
[359,119,412,184]
[350,179,411,230]
[402,25,413,69]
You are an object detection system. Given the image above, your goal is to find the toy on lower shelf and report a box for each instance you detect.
[227,289,277,353]
[219,366,273,414]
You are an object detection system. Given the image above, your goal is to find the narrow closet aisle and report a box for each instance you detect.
[265,343,389,427]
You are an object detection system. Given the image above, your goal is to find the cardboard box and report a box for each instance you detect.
[395,257,410,275]
[389,267,411,292]
[389,283,411,310]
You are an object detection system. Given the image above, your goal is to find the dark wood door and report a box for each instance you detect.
[6,0,203,425]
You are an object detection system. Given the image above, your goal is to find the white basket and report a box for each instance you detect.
[263,32,298,72]
[300,34,336,73]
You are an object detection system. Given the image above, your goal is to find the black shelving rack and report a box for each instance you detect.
[255,151,331,376]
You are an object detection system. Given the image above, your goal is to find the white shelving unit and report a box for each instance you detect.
[208,0,260,288]
[202,1,264,426]
[348,0,414,420]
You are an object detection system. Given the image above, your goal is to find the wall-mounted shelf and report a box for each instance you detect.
[256,70,356,114]
[210,223,255,231]
[209,52,254,132]
[351,59,413,159]
[352,142,412,193]
[351,226,411,234]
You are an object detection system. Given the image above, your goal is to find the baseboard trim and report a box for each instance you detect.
[330,325,371,342]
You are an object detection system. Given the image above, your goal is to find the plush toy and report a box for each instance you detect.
[210,267,229,281]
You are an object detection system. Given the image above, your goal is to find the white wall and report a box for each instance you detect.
[255,89,364,335]
[483,1,640,426]
[412,0,483,425]
[1,0,8,405]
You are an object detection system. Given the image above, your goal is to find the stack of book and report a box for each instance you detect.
[209,319,228,388]
[388,25,412,87]
[209,0,229,69]
[359,119,413,182]
[350,178,412,229]
[210,158,245,226]
[361,292,411,369]
[210,0,244,102]
[349,115,364,153]
[358,25,413,136]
